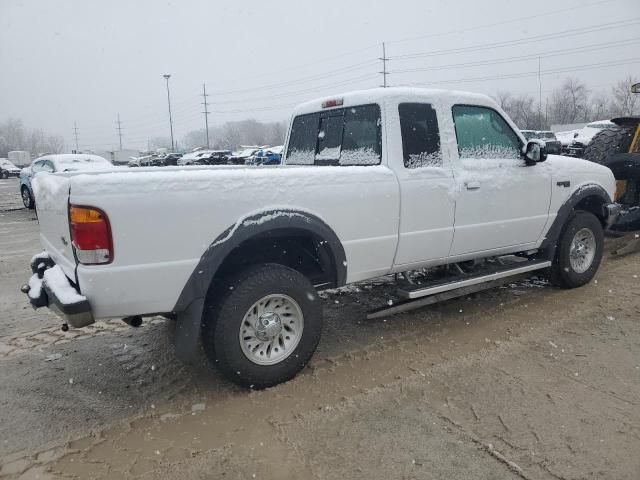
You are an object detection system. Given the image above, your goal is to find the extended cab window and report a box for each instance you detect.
[399,103,441,168]
[286,104,381,166]
[452,105,521,160]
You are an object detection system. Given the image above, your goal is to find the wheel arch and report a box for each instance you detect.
[172,209,346,361]
[540,184,611,259]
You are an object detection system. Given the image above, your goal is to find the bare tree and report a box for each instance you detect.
[610,76,639,117]
[548,78,590,124]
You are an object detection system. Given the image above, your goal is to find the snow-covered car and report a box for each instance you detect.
[520,130,562,155]
[19,154,112,209]
[0,158,21,178]
[567,120,617,157]
[23,88,619,389]
[177,150,215,166]
[227,148,260,165]
[246,146,283,165]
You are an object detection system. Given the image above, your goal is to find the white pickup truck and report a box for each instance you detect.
[24,88,620,388]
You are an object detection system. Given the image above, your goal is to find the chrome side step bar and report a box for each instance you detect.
[367,260,551,320]
[397,260,552,300]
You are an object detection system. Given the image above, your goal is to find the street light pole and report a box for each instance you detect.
[163,74,175,152]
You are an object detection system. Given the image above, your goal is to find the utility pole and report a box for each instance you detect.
[73,122,79,153]
[201,83,210,149]
[116,113,123,151]
[163,74,175,152]
[379,42,389,88]
[538,57,543,128]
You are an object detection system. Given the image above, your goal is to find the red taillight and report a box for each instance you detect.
[322,98,344,109]
[69,205,113,264]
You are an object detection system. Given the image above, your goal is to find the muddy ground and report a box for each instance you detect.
[0,177,639,479]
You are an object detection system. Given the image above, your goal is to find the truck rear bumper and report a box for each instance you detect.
[22,252,95,328]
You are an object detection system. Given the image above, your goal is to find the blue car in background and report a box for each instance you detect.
[246,146,283,166]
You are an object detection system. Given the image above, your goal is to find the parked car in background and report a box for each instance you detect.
[247,146,284,165]
[567,120,616,157]
[0,158,21,178]
[201,150,233,165]
[20,154,113,209]
[520,130,562,155]
[227,147,260,165]
[556,129,581,154]
[178,150,216,166]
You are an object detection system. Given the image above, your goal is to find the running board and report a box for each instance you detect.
[397,260,551,300]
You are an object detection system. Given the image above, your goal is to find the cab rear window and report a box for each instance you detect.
[286,104,381,166]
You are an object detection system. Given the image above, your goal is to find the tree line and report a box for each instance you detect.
[496,75,639,131]
[149,119,287,152]
[0,118,65,158]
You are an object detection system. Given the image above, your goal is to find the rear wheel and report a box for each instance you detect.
[1,171,8,179]
[21,186,34,209]
[202,263,322,389]
[549,211,603,288]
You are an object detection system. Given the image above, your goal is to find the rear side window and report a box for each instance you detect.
[286,104,381,166]
[452,105,521,160]
[286,113,319,165]
[399,103,442,168]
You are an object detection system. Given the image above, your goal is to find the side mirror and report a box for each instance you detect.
[523,140,547,166]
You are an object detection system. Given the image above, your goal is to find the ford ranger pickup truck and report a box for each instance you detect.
[23,88,620,388]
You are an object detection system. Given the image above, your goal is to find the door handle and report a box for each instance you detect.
[464,181,481,190]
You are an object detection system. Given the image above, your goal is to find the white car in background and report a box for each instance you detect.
[19,154,113,209]
[1,158,22,178]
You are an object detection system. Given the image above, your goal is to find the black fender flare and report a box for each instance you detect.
[172,209,346,362]
[539,183,612,259]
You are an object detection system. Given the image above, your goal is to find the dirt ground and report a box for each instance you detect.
[1,177,639,479]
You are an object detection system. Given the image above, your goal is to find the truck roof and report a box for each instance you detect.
[292,87,498,117]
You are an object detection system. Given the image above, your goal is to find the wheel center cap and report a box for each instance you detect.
[255,312,282,341]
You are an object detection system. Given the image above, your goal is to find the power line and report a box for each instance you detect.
[392,18,640,61]
[202,84,210,149]
[398,57,640,88]
[391,37,640,75]
[385,0,618,46]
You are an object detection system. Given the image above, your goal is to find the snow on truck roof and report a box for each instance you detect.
[292,87,498,116]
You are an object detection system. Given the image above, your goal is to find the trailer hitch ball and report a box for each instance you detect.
[122,316,143,328]
[61,323,69,332]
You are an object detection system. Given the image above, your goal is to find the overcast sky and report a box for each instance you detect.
[1,0,638,151]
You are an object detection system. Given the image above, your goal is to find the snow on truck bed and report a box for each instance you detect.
[54,165,395,197]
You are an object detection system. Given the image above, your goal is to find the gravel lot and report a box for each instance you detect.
[0,177,639,479]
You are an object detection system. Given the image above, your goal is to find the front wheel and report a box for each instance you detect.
[202,263,323,389]
[549,211,604,288]
[21,186,35,209]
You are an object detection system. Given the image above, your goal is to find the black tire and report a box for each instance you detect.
[21,186,35,209]
[1,171,8,179]
[583,125,635,164]
[202,263,322,389]
[549,211,604,288]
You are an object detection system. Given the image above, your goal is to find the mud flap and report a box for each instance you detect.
[173,298,205,363]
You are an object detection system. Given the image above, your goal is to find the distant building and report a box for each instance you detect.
[92,149,141,165]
